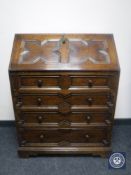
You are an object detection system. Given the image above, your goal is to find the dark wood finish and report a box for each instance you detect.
[18,127,110,147]
[16,111,112,127]
[9,34,120,158]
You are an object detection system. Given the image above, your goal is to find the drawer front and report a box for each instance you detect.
[19,128,110,147]
[20,75,59,88]
[16,93,113,107]
[18,111,112,126]
[70,75,111,88]
[11,74,114,92]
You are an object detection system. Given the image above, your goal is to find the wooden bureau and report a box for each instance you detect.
[9,34,120,158]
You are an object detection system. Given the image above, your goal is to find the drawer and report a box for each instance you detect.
[11,74,114,93]
[19,75,60,88]
[19,128,110,147]
[18,111,112,127]
[70,75,112,88]
[16,93,113,107]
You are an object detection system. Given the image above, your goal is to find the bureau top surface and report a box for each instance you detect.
[9,34,120,71]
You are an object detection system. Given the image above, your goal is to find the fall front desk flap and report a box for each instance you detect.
[9,34,120,71]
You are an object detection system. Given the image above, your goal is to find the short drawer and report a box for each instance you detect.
[19,75,60,88]
[70,75,112,88]
[19,127,110,147]
[17,111,112,127]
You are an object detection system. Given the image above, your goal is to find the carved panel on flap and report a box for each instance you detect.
[18,36,110,65]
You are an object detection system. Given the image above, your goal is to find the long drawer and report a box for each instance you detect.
[17,111,112,127]
[18,127,111,147]
[11,73,115,92]
[16,92,113,107]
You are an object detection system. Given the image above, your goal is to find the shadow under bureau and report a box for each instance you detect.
[9,34,120,158]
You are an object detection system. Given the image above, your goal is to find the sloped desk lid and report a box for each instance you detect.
[9,34,120,71]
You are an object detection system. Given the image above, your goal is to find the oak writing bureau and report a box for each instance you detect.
[9,34,120,157]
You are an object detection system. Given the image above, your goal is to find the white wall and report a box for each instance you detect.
[0,0,131,120]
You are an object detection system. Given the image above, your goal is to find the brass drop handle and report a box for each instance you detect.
[37,98,42,106]
[40,134,44,141]
[102,139,109,146]
[16,97,22,107]
[107,101,113,107]
[21,140,27,146]
[85,134,90,140]
[18,120,24,125]
[88,79,93,87]
[37,79,43,87]
[16,101,22,107]
[87,97,93,105]
[105,119,111,125]
[86,115,91,123]
[37,116,43,123]
[107,102,113,111]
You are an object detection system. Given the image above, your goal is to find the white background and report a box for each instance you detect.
[0,0,131,120]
